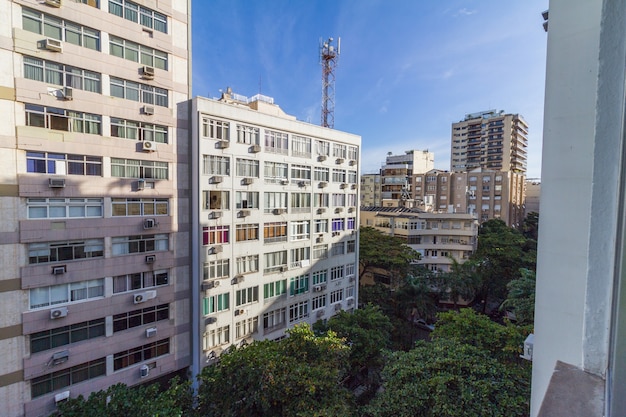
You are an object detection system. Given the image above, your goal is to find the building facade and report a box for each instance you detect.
[360,173,381,207]
[190,93,361,374]
[0,1,191,415]
[380,149,433,203]
[450,110,528,174]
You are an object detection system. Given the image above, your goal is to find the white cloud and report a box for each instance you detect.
[456,8,477,16]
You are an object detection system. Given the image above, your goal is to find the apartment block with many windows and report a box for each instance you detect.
[0,1,191,415]
[190,92,361,372]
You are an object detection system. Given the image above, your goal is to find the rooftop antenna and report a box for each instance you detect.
[320,36,340,128]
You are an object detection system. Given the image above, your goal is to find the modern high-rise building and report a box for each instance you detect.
[360,173,382,207]
[189,92,361,373]
[0,1,191,415]
[450,110,528,174]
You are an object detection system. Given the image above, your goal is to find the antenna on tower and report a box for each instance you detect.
[320,36,340,128]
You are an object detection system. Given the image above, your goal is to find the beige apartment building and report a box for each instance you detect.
[190,92,361,372]
[360,207,477,274]
[0,1,191,415]
[360,173,381,207]
[451,110,528,173]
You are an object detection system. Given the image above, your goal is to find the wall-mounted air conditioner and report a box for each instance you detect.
[336,158,345,164]
[334,303,342,311]
[45,0,62,7]
[318,182,328,188]
[145,255,156,263]
[142,141,157,151]
[316,236,324,243]
[141,66,155,80]
[143,106,155,115]
[212,176,223,184]
[313,285,324,292]
[146,327,157,338]
[42,38,63,52]
[273,208,286,215]
[298,181,306,187]
[201,280,219,291]
[211,211,222,219]
[316,310,324,318]
[143,218,157,229]
[351,184,357,189]
[133,290,157,304]
[250,144,262,153]
[280,266,288,272]
[347,298,354,306]
[49,178,65,188]
[318,155,327,162]
[137,179,145,190]
[349,160,357,166]
[50,307,68,319]
[242,177,254,185]
[63,87,73,100]
[232,275,244,284]
[140,364,150,378]
[217,140,230,149]
[52,265,66,275]
[280,179,289,185]
[51,350,69,365]
[240,210,251,217]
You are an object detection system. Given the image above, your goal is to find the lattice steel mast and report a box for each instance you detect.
[320,37,340,128]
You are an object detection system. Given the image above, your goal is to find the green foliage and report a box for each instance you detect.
[522,211,539,241]
[196,324,354,417]
[51,377,192,417]
[501,268,536,325]
[364,339,530,417]
[431,256,480,308]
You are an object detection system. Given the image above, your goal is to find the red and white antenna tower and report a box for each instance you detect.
[320,37,340,128]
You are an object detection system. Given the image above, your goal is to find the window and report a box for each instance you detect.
[332,143,347,159]
[113,339,169,370]
[203,293,230,315]
[314,219,328,233]
[289,274,309,296]
[236,124,259,144]
[289,301,309,322]
[109,0,167,33]
[330,266,344,281]
[314,167,329,182]
[203,259,230,280]
[263,307,286,330]
[347,194,357,207]
[292,135,311,157]
[346,263,356,278]
[348,146,358,161]
[290,247,310,267]
[22,8,100,50]
[332,218,344,232]
[236,255,259,275]
[113,270,168,293]
[236,191,259,209]
[264,222,287,243]
[203,325,230,350]
[332,194,346,207]
[235,286,259,306]
[347,218,356,230]
[314,193,329,208]
[112,234,168,255]
[264,279,287,299]
[348,171,357,184]
[312,294,326,310]
[236,224,259,242]
[332,169,346,183]
[347,240,356,253]
[112,304,169,332]
[109,36,167,70]
[110,77,168,107]
[346,286,355,299]
[330,289,344,304]
[202,155,230,176]
[290,221,310,240]
[111,118,168,143]
[111,198,168,216]
[202,190,230,210]
[202,118,230,140]
[202,226,230,245]
[236,158,259,177]
[264,162,288,184]
[28,239,103,264]
[30,318,105,354]
[264,130,288,154]
[31,358,106,398]
[312,270,327,285]
[24,57,101,92]
[291,193,311,213]
[313,244,328,259]
[29,279,104,309]
[110,158,168,179]
[315,140,330,156]
[264,250,287,274]
[27,198,103,219]
[25,106,101,134]
[331,242,345,256]
[291,165,311,183]
[264,192,288,213]
[236,316,259,339]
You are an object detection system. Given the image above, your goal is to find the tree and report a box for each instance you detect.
[501,268,536,325]
[522,211,539,241]
[196,324,354,417]
[431,256,480,308]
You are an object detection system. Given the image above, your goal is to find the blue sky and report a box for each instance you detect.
[192,1,548,178]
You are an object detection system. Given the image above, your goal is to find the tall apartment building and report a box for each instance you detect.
[0,1,191,415]
[190,93,361,373]
[451,110,528,174]
[380,149,433,202]
[360,173,381,207]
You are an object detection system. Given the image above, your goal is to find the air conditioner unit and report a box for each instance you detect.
[42,38,63,52]
[63,87,73,100]
[316,310,324,318]
[205,317,217,325]
[273,208,285,215]
[212,176,223,184]
[334,304,342,311]
[50,307,68,319]
[232,275,244,284]
[211,246,223,254]
[201,280,219,291]
[313,285,323,292]
[145,255,156,263]
[347,298,354,306]
[318,155,327,162]
[45,0,62,7]
[146,327,157,338]
[298,181,306,187]
[250,144,262,153]
[280,179,289,185]
[141,66,155,80]
[348,207,355,213]
[52,350,69,365]
[318,182,328,188]
[52,266,66,275]
[143,106,155,115]
[349,160,357,166]
[133,290,157,304]
[280,266,288,272]
[242,177,254,185]
[336,158,345,164]
[137,179,145,190]
[317,208,326,214]
[335,207,344,213]
[49,178,65,188]
[142,141,157,151]
[316,236,323,243]
[217,140,230,149]
[235,309,245,316]
[348,276,355,283]
[211,211,222,219]
[351,184,357,189]
[140,364,150,378]
[340,183,348,189]
[55,390,70,404]
[240,210,251,217]
[143,218,157,229]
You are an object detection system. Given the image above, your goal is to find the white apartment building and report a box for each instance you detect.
[190,93,361,373]
[0,1,191,415]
